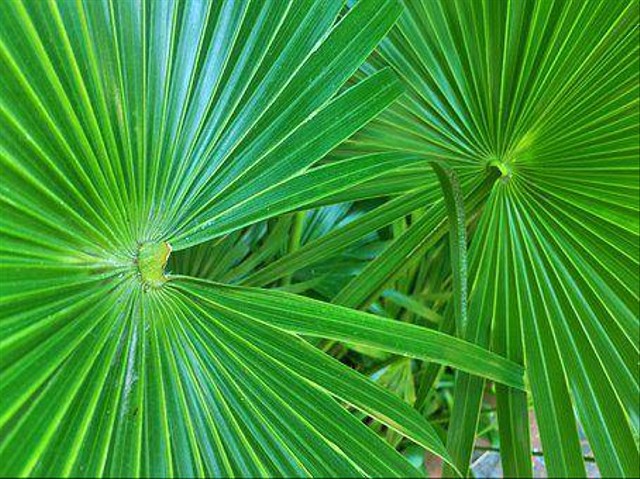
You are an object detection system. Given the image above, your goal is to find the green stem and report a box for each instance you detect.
[282,212,305,286]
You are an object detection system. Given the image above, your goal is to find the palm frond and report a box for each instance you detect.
[342,0,639,476]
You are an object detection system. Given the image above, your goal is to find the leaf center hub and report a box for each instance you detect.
[487,157,513,182]
[137,242,172,288]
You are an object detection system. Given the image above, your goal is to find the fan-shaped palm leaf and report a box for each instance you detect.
[340,0,639,476]
[0,0,530,476]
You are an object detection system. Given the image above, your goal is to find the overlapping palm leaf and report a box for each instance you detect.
[339,0,639,476]
[0,0,532,476]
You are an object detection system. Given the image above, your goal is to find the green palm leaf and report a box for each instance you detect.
[0,0,492,475]
[3,0,638,476]
[342,0,639,476]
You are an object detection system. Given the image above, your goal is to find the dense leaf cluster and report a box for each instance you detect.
[1,0,638,477]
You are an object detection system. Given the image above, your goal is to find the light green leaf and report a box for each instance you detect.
[176,278,525,390]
